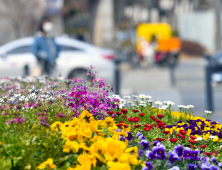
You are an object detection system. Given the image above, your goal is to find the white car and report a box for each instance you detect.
[0,37,115,84]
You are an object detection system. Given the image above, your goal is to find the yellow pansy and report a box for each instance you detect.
[107,161,131,170]
[63,140,79,153]
[37,158,56,170]
[79,110,95,123]
[51,121,64,131]
[104,117,115,127]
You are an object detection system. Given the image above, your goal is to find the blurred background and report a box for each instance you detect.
[1,0,222,121]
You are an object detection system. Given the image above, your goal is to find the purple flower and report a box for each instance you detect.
[142,161,153,170]
[153,140,159,146]
[125,132,133,141]
[119,135,124,141]
[211,157,218,166]
[187,164,197,170]
[1,112,7,116]
[6,117,25,125]
[174,144,183,157]
[145,150,156,160]
[138,149,143,157]
[211,165,219,170]
[218,162,222,168]
[199,163,218,170]
[136,132,143,138]
[191,149,200,161]
[39,121,49,127]
[138,134,145,140]
[6,119,16,125]
[183,147,192,159]
[168,151,180,164]
[55,112,67,118]
[201,157,210,163]
[140,140,149,150]
[152,145,167,160]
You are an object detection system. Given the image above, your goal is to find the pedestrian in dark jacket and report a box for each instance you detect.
[31,16,60,75]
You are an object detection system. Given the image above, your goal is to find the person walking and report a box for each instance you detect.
[31,16,60,76]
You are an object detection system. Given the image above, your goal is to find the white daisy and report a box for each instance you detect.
[187,105,194,109]
[139,94,145,98]
[145,96,152,100]
[155,101,162,105]
[124,95,131,99]
[209,136,216,139]
[205,110,212,114]
[195,137,203,141]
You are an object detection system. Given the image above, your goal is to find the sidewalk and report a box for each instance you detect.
[120,58,222,123]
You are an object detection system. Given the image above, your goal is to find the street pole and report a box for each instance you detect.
[214,0,222,51]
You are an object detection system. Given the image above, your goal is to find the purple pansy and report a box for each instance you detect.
[140,140,149,150]
[187,164,197,170]
[125,132,133,141]
[142,161,153,170]
[211,157,218,166]
[183,147,192,159]
[152,145,167,160]
[168,151,180,164]
[174,144,183,157]
[145,150,156,160]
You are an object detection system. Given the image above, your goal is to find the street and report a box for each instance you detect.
[120,57,222,123]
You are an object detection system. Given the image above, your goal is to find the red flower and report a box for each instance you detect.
[160,126,165,129]
[134,117,140,122]
[150,116,155,120]
[157,114,164,119]
[189,140,197,144]
[204,152,213,156]
[155,119,161,123]
[123,124,129,128]
[169,138,178,143]
[116,124,122,128]
[179,130,187,135]
[144,124,152,128]
[181,135,185,140]
[139,113,145,117]
[116,112,122,115]
[190,136,197,139]
[121,109,128,114]
[144,127,151,131]
[107,111,114,115]
[176,134,183,138]
[156,138,166,141]
[200,145,207,149]
[214,150,218,157]
[134,125,141,128]
[190,145,197,149]
[161,122,166,125]
[127,117,135,122]
[121,116,127,118]
[157,123,164,127]
[152,124,157,128]
[163,130,170,134]
[132,109,139,113]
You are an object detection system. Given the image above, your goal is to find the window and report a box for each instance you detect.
[59,45,82,52]
[7,46,31,55]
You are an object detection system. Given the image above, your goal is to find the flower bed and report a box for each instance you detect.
[0,73,222,170]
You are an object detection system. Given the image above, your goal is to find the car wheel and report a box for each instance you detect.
[68,69,90,81]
